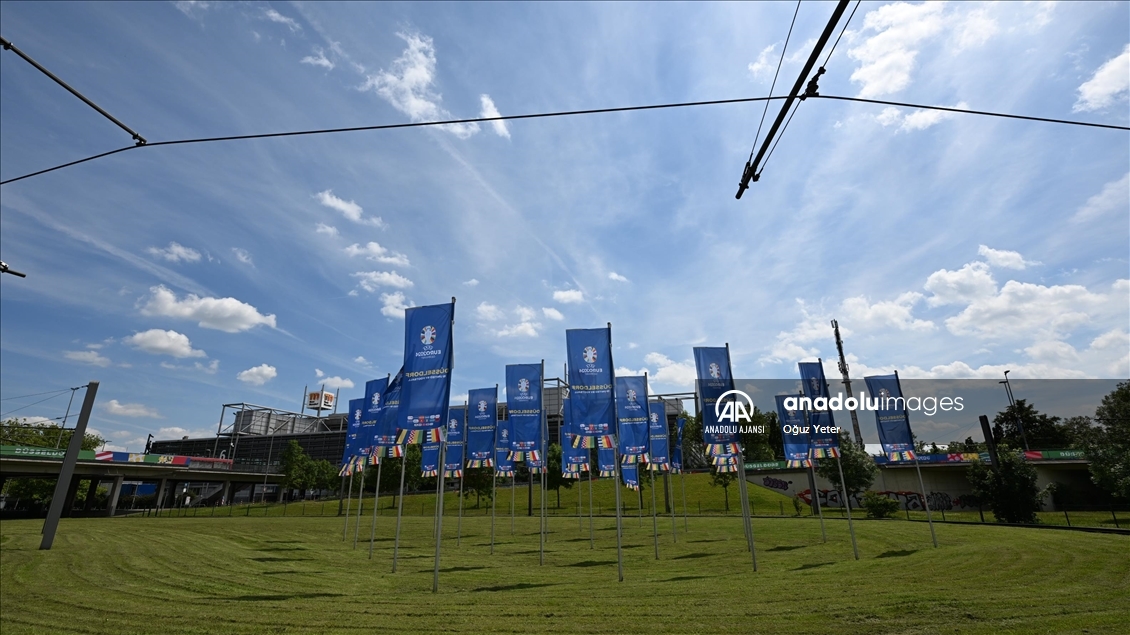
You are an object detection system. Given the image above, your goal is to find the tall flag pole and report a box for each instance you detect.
[343,474,354,541]
[649,398,675,543]
[369,371,402,559]
[506,362,545,557]
[350,394,375,550]
[340,398,363,541]
[354,457,366,549]
[566,324,621,580]
[616,375,648,536]
[864,372,938,548]
[364,376,389,559]
[799,361,859,559]
[694,345,757,571]
[494,407,516,537]
[480,385,503,554]
[444,404,467,546]
[540,361,548,564]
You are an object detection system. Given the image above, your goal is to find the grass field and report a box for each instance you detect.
[3,493,1128,634]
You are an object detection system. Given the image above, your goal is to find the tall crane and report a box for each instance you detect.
[832,319,864,447]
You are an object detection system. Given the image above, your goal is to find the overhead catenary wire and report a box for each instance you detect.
[748,0,803,164]
[821,0,862,69]
[0,387,76,401]
[1,93,1126,187]
[0,391,72,418]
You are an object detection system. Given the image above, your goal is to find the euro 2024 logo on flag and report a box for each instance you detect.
[501,428,509,441]
[518,378,530,393]
[354,409,362,425]
[371,392,380,407]
[449,417,459,433]
[420,325,437,346]
[650,411,660,424]
[626,389,637,402]
[477,400,488,414]
[708,362,721,379]
[583,346,598,365]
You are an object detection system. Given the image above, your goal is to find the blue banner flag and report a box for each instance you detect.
[466,387,497,468]
[864,374,917,461]
[444,406,466,478]
[341,398,365,467]
[372,370,404,458]
[506,364,544,462]
[799,362,840,458]
[598,447,617,478]
[672,417,685,473]
[398,302,455,444]
[694,346,740,458]
[495,415,514,476]
[359,378,386,460]
[621,461,640,491]
[775,395,812,468]
[562,388,589,474]
[566,328,615,448]
[615,376,650,463]
[421,441,440,477]
[648,402,670,470]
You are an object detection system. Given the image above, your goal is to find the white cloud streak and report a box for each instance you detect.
[553,289,584,304]
[140,285,276,332]
[315,190,386,227]
[104,400,161,418]
[64,350,111,367]
[343,242,409,266]
[146,242,201,263]
[124,329,207,358]
[479,95,510,138]
[237,364,277,386]
[1074,44,1129,112]
[351,270,414,291]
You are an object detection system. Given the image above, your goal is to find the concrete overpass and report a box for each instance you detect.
[1,452,285,517]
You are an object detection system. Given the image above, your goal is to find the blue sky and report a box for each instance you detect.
[1,1,1126,451]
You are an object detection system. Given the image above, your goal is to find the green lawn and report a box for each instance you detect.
[2,502,1128,634]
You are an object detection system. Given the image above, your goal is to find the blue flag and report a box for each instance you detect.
[799,362,840,458]
[341,398,365,467]
[399,302,455,444]
[566,328,615,448]
[672,417,685,473]
[694,347,741,464]
[598,447,617,478]
[648,402,670,470]
[621,461,640,491]
[421,441,440,477]
[359,378,385,459]
[506,364,544,462]
[562,387,589,474]
[865,374,916,461]
[495,415,514,476]
[373,370,403,458]
[444,406,466,478]
[775,395,811,468]
[615,376,650,463]
[466,387,497,468]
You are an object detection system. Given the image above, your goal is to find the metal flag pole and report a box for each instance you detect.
[539,360,548,565]
[834,451,860,559]
[649,463,659,559]
[577,472,583,533]
[808,462,827,542]
[612,440,625,583]
[638,465,644,528]
[588,459,595,549]
[681,469,688,532]
[662,398,677,543]
[726,343,757,572]
[368,457,383,559]
[392,445,407,572]
[510,470,516,535]
[433,424,449,593]
[343,473,353,541]
[490,383,499,554]
[457,402,466,547]
[353,466,365,549]
[896,370,938,548]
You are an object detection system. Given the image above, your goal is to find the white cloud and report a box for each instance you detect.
[542,307,564,321]
[319,376,354,390]
[476,302,505,321]
[315,368,325,378]
[301,48,335,71]
[608,272,629,282]
[642,352,697,388]
[840,292,934,332]
[158,426,189,437]
[146,242,201,263]
[848,2,947,97]
[140,285,276,332]
[944,279,1129,340]
[315,190,386,227]
[315,223,340,236]
[515,306,538,322]
[875,102,968,131]
[64,350,111,367]
[231,247,253,266]
[463,278,479,286]
[1074,44,1130,112]
[354,356,372,367]
[1072,173,1130,223]
[553,289,584,304]
[952,7,998,51]
[352,270,414,291]
[343,242,409,266]
[262,8,301,33]
[924,262,996,307]
[174,1,209,17]
[747,44,777,79]
[380,291,410,318]
[479,95,510,139]
[360,32,479,139]
[977,245,1039,270]
[496,321,540,338]
[124,329,207,358]
[104,400,161,418]
[195,359,219,374]
[237,364,277,386]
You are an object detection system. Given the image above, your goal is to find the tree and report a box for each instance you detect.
[860,491,900,519]
[709,468,736,511]
[992,399,1071,449]
[739,407,777,461]
[1079,381,1130,500]
[815,432,877,498]
[967,449,1042,524]
[278,441,312,498]
[461,467,494,508]
[947,437,983,454]
[545,443,573,508]
[679,412,708,469]
[309,460,338,494]
[1,418,105,451]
